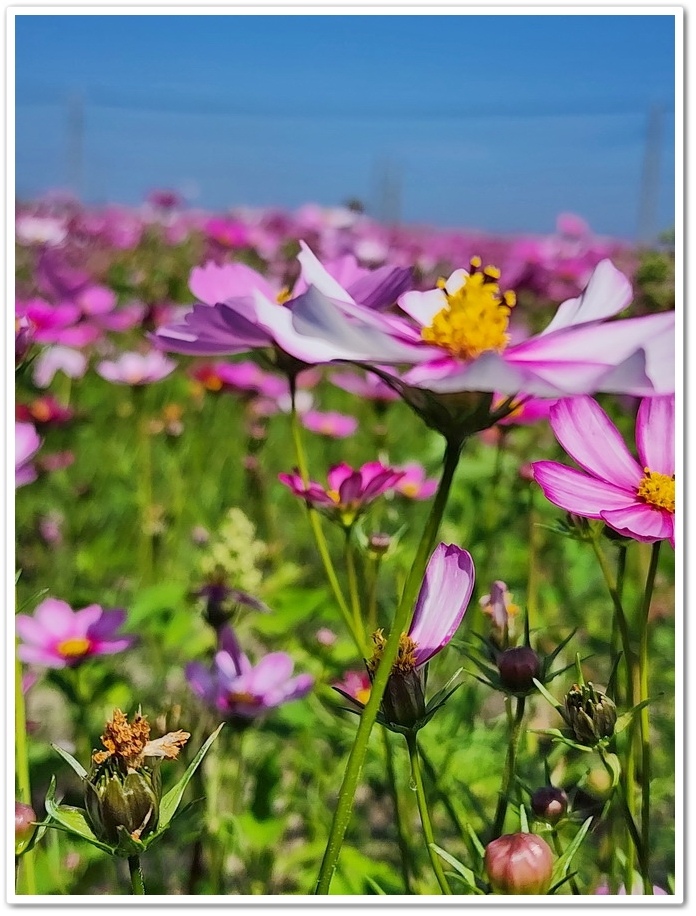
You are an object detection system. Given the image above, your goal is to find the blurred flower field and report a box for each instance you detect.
[14,193,676,897]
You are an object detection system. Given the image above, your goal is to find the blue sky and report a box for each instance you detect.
[14,12,677,239]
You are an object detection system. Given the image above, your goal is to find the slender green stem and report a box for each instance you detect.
[491,696,526,840]
[314,437,462,894]
[15,649,36,895]
[133,387,154,585]
[289,384,363,654]
[406,733,452,894]
[613,543,634,892]
[382,729,413,893]
[637,542,661,895]
[128,855,145,894]
[589,539,634,704]
[526,487,540,633]
[367,555,382,634]
[344,532,366,650]
[598,748,644,864]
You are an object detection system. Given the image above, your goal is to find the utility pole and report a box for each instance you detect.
[374,158,402,226]
[636,104,663,246]
[67,91,84,200]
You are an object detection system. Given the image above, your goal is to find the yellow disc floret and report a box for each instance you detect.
[637,468,675,513]
[421,258,516,360]
[366,629,419,675]
[57,637,91,659]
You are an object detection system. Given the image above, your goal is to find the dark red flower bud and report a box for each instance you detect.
[497,646,541,692]
[15,801,37,855]
[485,832,554,895]
[531,786,568,824]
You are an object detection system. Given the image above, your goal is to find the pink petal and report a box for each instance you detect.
[15,614,50,647]
[532,461,637,516]
[635,396,674,475]
[33,599,78,638]
[246,653,295,693]
[549,397,643,488]
[74,604,105,634]
[327,463,355,492]
[189,261,275,305]
[540,260,633,335]
[297,241,355,303]
[17,645,67,668]
[601,504,674,543]
[409,543,475,666]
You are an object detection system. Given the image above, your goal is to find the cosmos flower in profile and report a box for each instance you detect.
[96,350,176,385]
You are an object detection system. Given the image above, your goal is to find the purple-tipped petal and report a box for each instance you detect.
[86,608,128,640]
[74,604,106,634]
[347,264,414,311]
[95,637,135,655]
[532,461,637,516]
[218,626,251,676]
[548,398,643,489]
[409,543,475,666]
[186,661,218,703]
[635,396,675,475]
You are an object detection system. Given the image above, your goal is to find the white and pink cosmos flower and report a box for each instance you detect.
[532,395,675,548]
[96,350,176,385]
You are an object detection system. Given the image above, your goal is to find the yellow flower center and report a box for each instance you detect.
[399,481,421,498]
[355,686,371,705]
[56,637,91,658]
[637,468,675,513]
[327,488,341,503]
[366,629,419,675]
[228,690,258,706]
[421,258,516,360]
[276,286,292,305]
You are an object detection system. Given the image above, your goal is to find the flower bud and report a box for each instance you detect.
[368,533,392,557]
[85,764,161,845]
[15,801,37,855]
[484,832,554,895]
[564,682,617,745]
[497,646,541,692]
[531,786,568,824]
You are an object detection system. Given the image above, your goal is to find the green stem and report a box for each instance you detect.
[15,649,36,895]
[367,555,382,634]
[598,748,644,866]
[491,696,526,840]
[613,543,634,891]
[128,855,145,894]
[406,733,452,894]
[344,532,366,651]
[133,387,154,586]
[314,437,462,894]
[382,729,413,893]
[637,541,661,895]
[590,538,634,705]
[289,384,363,654]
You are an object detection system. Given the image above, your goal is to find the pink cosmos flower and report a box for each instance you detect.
[532,395,675,548]
[329,368,400,404]
[186,626,313,718]
[16,422,42,488]
[334,670,372,705]
[394,462,439,500]
[279,461,405,525]
[32,345,88,388]
[301,410,358,438]
[16,598,135,668]
[96,350,176,385]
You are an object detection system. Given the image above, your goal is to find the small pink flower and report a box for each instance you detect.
[316,627,338,647]
[532,395,675,548]
[301,410,358,439]
[96,350,176,385]
[394,462,438,500]
[16,422,42,488]
[334,670,371,705]
[279,461,404,526]
[16,598,135,668]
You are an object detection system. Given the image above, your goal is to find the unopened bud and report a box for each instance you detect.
[484,832,554,895]
[85,766,161,845]
[368,533,392,557]
[564,683,617,745]
[497,646,541,693]
[15,801,37,855]
[531,786,568,824]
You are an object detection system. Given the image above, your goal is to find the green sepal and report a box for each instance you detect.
[114,825,147,858]
[51,742,89,780]
[15,818,48,856]
[44,776,113,854]
[532,678,565,716]
[614,697,658,735]
[531,727,597,752]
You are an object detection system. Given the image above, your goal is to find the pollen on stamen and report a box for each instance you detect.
[636,468,675,513]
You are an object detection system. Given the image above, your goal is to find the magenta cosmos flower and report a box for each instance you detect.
[96,350,176,385]
[279,461,405,526]
[16,598,135,668]
[300,410,358,439]
[186,626,313,719]
[394,462,439,500]
[16,422,42,488]
[532,395,675,548]
[337,543,474,731]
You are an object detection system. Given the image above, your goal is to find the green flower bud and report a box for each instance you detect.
[85,762,161,845]
[564,682,617,746]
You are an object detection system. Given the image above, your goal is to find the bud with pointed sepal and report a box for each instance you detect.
[484,832,554,895]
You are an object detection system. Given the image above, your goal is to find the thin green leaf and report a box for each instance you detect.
[532,678,565,715]
[551,817,593,886]
[157,723,224,830]
[44,776,113,854]
[430,843,479,891]
[364,876,387,895]
[426,667,464,709]
[545,628,578,667]
[615,697,658,735]
[466,823,486,859]
[519,804,529,833]
[51,742,88,780]
[15,819,48,856]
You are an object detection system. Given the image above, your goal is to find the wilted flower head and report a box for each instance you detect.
[85,708,189,846]
[16,598,135,668]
